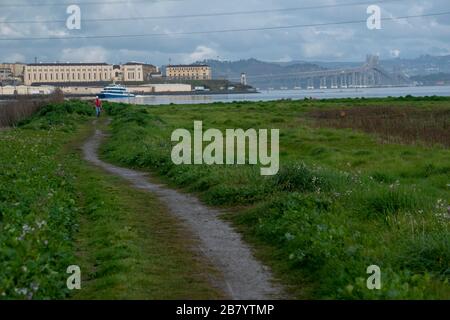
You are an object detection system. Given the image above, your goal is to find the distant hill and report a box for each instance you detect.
[410,73,450,86]
[379,55,450,76]
[278,60,361,70]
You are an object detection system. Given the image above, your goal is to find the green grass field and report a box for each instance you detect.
[101,97,450,299]
[1,97,448,300]
[0,101,221,300]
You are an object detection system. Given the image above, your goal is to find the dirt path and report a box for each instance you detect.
[82,125,284,300]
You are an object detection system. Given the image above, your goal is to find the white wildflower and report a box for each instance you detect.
[30,283,39,292]
[14,288,28,296]
[285,233,295,241]
[36,220,47,229]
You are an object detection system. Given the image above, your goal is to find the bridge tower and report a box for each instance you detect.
[340,74,347,88]
[320,77,327,89]
[331,76,338,89]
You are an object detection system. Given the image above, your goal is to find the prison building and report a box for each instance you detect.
[121,62,158,82]
[24,63,114,85]
[166,64,212,80]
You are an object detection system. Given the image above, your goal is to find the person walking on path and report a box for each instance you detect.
[94,97,103,118]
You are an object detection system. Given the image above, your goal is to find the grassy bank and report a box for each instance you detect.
[0,101,93,299]
[0,101,221,299]
[102,97,450,299]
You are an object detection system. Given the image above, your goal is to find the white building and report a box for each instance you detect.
[0,85,54,95]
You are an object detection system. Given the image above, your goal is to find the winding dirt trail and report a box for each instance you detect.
[82,125,284,300]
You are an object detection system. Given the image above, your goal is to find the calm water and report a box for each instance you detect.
[1,86,449,105]
[118,86,450,106]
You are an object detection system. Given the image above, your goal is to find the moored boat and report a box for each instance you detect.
[98,84,135,99]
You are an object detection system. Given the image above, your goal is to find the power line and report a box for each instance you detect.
[0,11,448,41]
[0,0,183,8]
[1,0,407,24]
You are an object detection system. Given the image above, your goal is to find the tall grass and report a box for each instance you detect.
[0,89,64,127]
[309,106,450,147]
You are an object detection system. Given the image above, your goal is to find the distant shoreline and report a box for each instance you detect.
[0,90,258,101]
[2,86,450,103]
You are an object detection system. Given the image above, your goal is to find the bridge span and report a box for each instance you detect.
[235,55,412,89]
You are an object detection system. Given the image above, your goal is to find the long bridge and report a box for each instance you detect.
[234,55,412,89]
[293,55,411,89]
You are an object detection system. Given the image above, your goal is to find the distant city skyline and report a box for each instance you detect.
[0,0,449,65]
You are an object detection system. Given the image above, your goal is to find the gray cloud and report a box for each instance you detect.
[0,0,449,65]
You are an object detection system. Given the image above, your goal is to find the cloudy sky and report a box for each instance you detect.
[0,0,449,66]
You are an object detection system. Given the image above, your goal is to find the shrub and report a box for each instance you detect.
[400,233,450,278]
[362,187,420,217]
[272,163,345,193]
[205,184,269,205]
[18,100,94,131]
[239,192,343,271]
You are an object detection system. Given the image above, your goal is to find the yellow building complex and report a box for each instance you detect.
[118,62,159,82]
[166,64,212,80]
[24,63,114,85]
[23,62,159,85]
